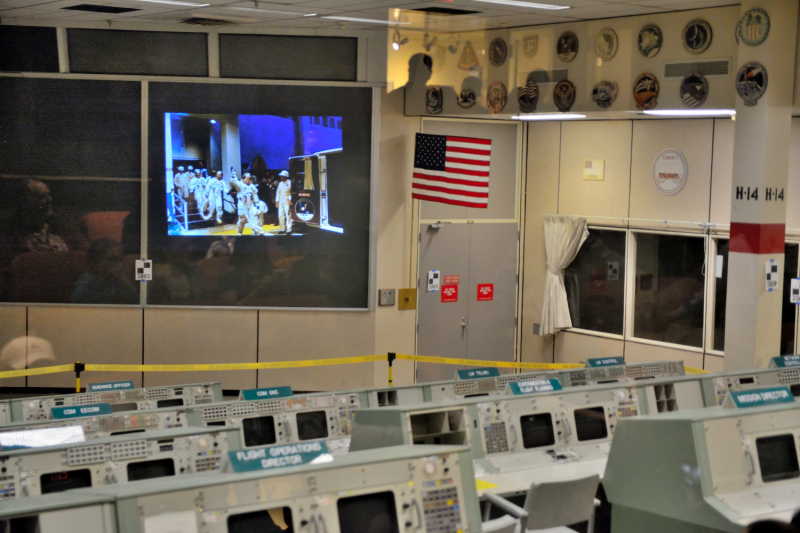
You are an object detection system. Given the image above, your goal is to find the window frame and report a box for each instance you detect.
[562,225,627,340]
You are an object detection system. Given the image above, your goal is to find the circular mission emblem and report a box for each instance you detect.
[652,149,688,196]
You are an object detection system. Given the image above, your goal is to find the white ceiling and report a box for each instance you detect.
[0,0,739,30]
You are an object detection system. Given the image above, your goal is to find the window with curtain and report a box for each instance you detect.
[564,229,626,335]
[633,233,705,348]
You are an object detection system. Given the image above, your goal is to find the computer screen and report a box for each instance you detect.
[520,413,555,449]
[1,517,39,533]
[296,411,328,441]
[110,402,139,413]
[40,469,92,493]
[228,507,293,533]
[242,415,277,447]
[337,491,399,533]
[756,434,800,482]
[574,407,608,442]
[156,398,184,408]
[127,458,176,482]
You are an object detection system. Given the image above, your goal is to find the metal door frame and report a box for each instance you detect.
[413,117,525,382]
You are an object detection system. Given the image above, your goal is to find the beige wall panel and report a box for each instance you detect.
[787,118,800,231]
[629,119,714,223]
[144,308,257,390]
[0,306,27,388]
[258,311,375,391]
[27,307,143,388]
[709,118,735,225]
[623,341,703,370]
[554,331,623,365]
[374,88,420,387]
[520,122,559,363]
[704,354,724,373]
[558,120,632,218]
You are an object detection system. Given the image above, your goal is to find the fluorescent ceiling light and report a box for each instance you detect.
[643,109,736,117]
[473,0,569,9]
[226,6,312,16]
[323,16,410,25]
[512,113,585,120]
[137,0,209,6]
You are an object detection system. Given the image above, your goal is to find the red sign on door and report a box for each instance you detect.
[444,275,460,285]
[441,285,458,302]
[477,283,494,301]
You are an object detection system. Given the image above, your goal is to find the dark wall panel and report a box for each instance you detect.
[219,34,357,81]
[68,29,208,76]
[0,26,59,73]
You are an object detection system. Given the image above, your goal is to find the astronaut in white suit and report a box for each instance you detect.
[188,169,205,208]
[275,170,292,234]
[203,171,225,223]
[231,172,267,235]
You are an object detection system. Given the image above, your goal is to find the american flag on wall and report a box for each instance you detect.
[412,133,492,208]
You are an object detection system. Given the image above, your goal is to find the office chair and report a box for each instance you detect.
[482,473,600,533]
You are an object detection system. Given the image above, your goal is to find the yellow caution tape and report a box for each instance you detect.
[85,355,387,373]
[0,355,709,380]
[395,354,583,370]
[0,364,75,379]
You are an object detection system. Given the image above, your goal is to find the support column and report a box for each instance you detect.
[724,0,798,370]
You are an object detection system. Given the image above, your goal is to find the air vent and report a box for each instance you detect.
[664,60,730,78]
[413,7,481,15]
[63,4,140,13]
[526,69,569,84]
[181,17,237,26]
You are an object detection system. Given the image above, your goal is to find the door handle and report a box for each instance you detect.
[461,317,468,329]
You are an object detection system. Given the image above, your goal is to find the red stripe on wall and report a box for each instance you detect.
[729,222,786,254]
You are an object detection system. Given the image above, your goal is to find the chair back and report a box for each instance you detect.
[523,473,599,530]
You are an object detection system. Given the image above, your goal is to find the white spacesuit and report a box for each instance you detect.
[275,170,292,234]
[232,173,266,235]
[203,172,225,223]
[189,170,205,208]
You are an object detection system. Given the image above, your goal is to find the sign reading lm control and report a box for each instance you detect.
[228,442,329,472]
[586,357,624,368]
[52,403,113,419]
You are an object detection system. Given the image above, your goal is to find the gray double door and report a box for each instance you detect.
[416,222,519,382]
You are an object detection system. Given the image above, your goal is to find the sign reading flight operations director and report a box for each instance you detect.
[228,442,329,473]
[441,284,458,302]
[52,403,113,419]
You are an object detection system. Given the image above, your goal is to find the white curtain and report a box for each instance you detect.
[540,215,589,336]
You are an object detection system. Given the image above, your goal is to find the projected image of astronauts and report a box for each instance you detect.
[165,113,344,236]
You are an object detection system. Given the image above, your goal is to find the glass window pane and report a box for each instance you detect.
[0,78,141,304]
[564,229,626,335]
[713,239,729,351]
[781,244,798,355]
[68,29,208,77]
[712,240,796,354]
[634,233,705,348]
[0,26,59,73]
[219,34,357,81]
